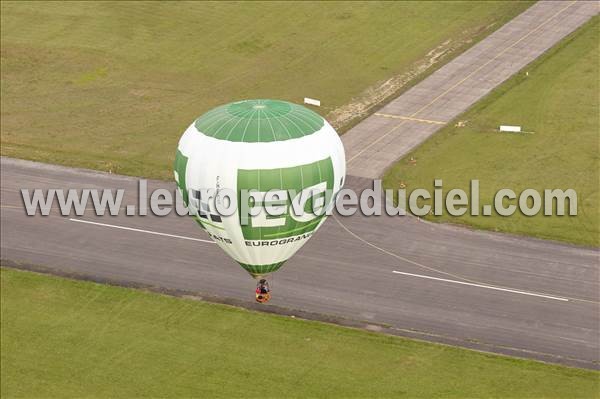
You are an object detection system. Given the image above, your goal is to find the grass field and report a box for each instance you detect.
[2,267,598,398]
[383,16,599,247]
[0,1,532,179]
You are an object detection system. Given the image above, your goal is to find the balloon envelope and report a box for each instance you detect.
[175,99,346,277]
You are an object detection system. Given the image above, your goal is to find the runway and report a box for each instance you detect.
[2,157,598,369]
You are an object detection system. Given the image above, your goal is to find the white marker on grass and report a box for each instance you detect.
[304,97,321,107]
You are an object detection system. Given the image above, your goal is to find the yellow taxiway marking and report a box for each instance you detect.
[374,113,446,125]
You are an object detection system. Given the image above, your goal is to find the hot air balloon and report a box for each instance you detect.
[174,99,346,302]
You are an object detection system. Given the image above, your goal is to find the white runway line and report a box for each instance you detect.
[69,218,215,244]
[392,270,569,302]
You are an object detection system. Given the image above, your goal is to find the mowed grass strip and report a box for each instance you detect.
[1,267,598,398]
[383,16,599,246]
[0,1,531,179]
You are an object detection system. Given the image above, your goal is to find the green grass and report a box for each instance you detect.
[383,16,599,247]
[2,267,598,398]
[0,1,531,179]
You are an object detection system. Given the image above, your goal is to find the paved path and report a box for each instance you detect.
[2,158,599,369]
[343,0,599,178]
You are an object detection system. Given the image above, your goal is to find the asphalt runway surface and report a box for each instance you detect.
[2,158,599,369]
[344,0,599,178]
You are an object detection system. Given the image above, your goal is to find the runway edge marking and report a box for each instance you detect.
[392,270,569,302]
[69,218,215,244]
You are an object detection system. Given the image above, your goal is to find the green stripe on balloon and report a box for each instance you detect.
[237,157,334,240]
[174,150,189,206]
[238,261,287,276]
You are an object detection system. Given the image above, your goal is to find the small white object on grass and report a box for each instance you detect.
[304,97,321,107]
[498,125,534,134]
[499,125,522,133]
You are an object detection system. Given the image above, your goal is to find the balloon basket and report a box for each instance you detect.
[255,292,271,304]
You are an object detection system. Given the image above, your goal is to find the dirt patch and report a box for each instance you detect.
[327,25,494,131]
